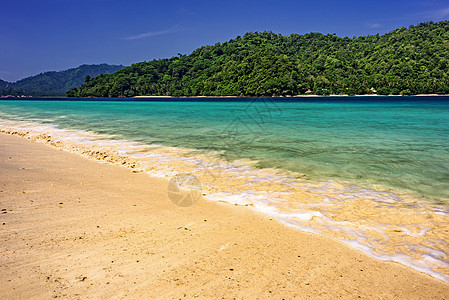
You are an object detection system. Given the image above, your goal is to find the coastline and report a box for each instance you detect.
[2,94,449,100]
[132,94,449,99]
[133,94,449,98]
[1,132,448,298]
[1,109,449,285]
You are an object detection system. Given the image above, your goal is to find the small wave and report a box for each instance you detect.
[1,118,448,283]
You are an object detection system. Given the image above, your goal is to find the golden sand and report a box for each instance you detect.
[1,133,449,298]
[1,123,448,283]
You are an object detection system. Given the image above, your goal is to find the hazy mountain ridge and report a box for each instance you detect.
[0,79,10,90]
[1,64,125,96]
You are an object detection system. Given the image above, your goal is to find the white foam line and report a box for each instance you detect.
[1,117,449,284]
[341,239,449,283]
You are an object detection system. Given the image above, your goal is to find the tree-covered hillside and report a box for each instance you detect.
[1,64,125,96]
[69,21,449,97]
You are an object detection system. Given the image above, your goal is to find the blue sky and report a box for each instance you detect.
[1,0,448,82]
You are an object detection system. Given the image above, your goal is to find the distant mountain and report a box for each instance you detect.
[1,64,125,96]
[70,21,449,97]
[0,79,10,90]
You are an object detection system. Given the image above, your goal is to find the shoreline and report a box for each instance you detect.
[1,94,449,100]
[0,117,448,285]
[1,132,448,298]
[133,94,449,98]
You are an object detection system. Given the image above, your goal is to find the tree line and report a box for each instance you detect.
[68,21,449,97]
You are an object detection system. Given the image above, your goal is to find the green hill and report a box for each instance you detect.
[69,21,449,97]
[1,64,125,96]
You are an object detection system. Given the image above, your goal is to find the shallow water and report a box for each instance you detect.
[1,97,448,203]
[0,96,448,282]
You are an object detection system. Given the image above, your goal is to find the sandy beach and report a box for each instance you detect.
[1,132,448,299]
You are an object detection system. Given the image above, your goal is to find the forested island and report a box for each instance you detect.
[65,21,445,97]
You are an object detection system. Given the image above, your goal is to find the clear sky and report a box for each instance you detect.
[1,0,448,82]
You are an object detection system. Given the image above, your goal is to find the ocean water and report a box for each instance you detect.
[1,96,448,282]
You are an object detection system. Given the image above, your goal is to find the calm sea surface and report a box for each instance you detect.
[1,97,448,203]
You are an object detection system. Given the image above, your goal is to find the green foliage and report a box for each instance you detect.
[69,21,449,97]
[1,64,125,96]
[0,79,21,96]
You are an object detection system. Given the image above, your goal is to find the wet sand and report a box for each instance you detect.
[1,133,448,299]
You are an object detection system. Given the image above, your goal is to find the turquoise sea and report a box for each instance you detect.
[1,97,448,203]
[1,96,449,282]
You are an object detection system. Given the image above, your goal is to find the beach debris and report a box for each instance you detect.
[178,226,191,231]
[76,275,87,282]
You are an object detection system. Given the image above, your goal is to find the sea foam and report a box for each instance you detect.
[1,118,448,283]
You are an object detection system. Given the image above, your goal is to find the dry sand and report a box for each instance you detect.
[0,133,448,299]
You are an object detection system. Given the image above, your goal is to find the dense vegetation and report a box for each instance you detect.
[1,64,125,96]
[68,21,449,97]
